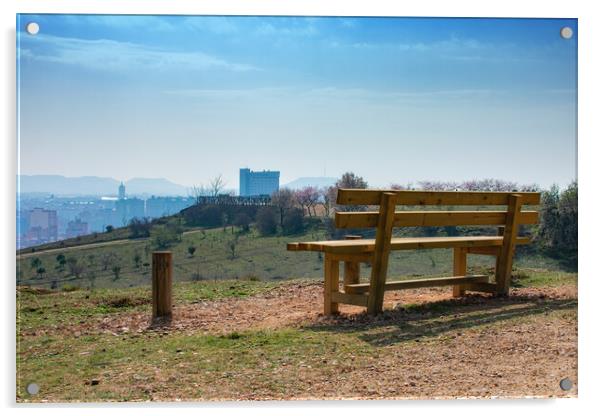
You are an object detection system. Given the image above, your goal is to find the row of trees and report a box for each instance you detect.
[268,173,577,269]
[535,182,578,269]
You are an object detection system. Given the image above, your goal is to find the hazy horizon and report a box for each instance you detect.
[17,15,577,189]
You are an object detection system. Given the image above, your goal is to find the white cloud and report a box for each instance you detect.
[20,34,259,72]
[61,15,178,32]
[163,86,504,105]
[181,16,239,34]
[254,19,318,37]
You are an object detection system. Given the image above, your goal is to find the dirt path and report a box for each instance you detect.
[17,238,140,259]
[32,281,577,340]
[21,282,578,400]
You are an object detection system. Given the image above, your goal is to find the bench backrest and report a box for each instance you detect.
[335,189,540,230]
[334,188,541,314]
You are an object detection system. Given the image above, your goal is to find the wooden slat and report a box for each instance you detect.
[335,210,539,229]
[331,292,369,307]
[287,242,301,251]
[337,189,541,206]
[467,246,502,256]
[329,253,372,262]
[287,235,531,254]
[465,282,498,293]
[367,192,397,315]
[346,275,489,294]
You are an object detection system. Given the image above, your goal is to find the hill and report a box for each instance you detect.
[18,175,189,196]
[17,217,563,290]
[283,177,337,190]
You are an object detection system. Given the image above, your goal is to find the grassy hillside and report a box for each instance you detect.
[17,222,563,290]
[17,226,133,255]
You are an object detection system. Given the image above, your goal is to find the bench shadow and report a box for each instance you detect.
[304,294,577,347]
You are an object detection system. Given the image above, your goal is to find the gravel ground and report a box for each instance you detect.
[24,281,577,399]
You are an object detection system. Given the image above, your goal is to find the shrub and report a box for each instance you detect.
[152,226,180,249]
[128,217,152,238]
[282,208,305,235]
[62,284,80,292]
[183,205,223,227]
[535,182,577,269]
[256,207,278,236]
[233,213,252,232]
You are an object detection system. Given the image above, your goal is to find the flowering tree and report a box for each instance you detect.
[294,186,321,217]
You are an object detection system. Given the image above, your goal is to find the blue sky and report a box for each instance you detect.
[17,15,577,189]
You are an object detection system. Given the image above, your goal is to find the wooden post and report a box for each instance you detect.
[343,235,362,293]
[152,251,173,320]
[323,253,340,315]
[452,247,468,297]
[495,195,522,295]
[367,192,397,315]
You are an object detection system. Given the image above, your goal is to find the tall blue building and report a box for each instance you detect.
[239,168,280,197]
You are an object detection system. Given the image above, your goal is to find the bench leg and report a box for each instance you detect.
[343,260,360,293]
[343,234,362,293]
[495,195,522,295]
[367,192,397,315]
[452,247,467,297]
[324,253,340,315]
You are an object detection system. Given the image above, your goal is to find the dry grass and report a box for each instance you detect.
[17,271,577,402]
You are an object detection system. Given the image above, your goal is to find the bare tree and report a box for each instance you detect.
[100,252,118,271]
[320,186,338,218]
[209,174,226,197]
[133,251,142,268]
[71,263,86,280]
[271,188,295,226]
[66,257,79,276]
[111,265,122,281]
[189,184,209,202]
[226,237,239,259]
[390,183,414,190]
[86,270,97,291]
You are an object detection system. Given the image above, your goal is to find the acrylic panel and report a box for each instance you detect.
[16,14,577,402]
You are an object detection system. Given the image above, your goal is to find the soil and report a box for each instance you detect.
[25,282,578,399]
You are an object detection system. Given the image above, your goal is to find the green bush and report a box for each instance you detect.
[535,182,577,269]
[256,207,278,236]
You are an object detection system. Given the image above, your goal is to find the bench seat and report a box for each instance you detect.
[287,235,530,254]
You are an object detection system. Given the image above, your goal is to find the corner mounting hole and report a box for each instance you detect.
[560,26,573,40]
[26,22,40,35]
[559,377,573,391]
[26,383,39,395]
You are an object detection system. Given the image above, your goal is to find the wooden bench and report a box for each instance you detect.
[287,188,540,315]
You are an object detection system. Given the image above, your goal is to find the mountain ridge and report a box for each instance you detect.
[18,175,190,196]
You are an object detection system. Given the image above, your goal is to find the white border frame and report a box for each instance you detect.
[2,1,600,415]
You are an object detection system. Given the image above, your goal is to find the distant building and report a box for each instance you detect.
[145,196,196,218]
[112,182,144,225]
[66,218,89,239]
[118,182,126,200]
[115,198,145,226]
[25,208,58,244]
[239,168,280,197]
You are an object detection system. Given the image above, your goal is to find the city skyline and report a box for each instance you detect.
[18,15,577,189]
